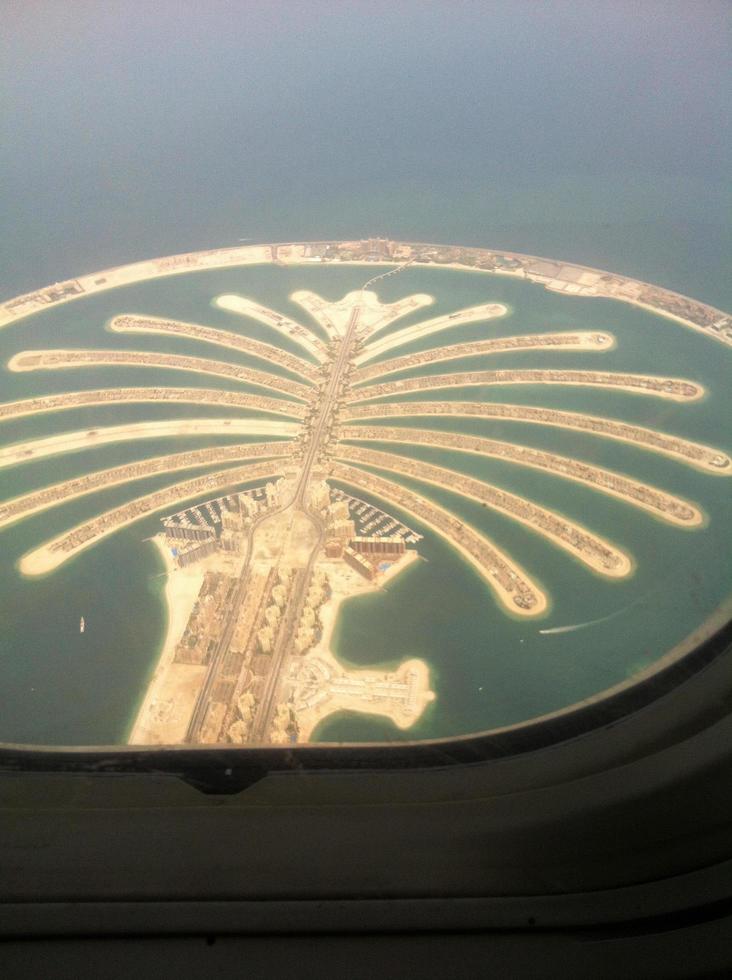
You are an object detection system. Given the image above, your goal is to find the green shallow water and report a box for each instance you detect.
[0,263,729,745]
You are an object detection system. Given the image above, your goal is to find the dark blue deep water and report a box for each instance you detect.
[2,2,729,307]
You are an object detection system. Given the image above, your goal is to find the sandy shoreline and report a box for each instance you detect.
[8,349,313,402]
[347,370,705,404]
[354,301,508,364]
[127,547,434,745]
[1,443,291,534]
[215,294,327,361]
[0,388,308,424]
[109,314,320,382]
[128,537,215,744]
[291,288,434,340]
[353,331,616,383]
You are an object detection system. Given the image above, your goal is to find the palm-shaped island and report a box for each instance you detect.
[1,240,729,744]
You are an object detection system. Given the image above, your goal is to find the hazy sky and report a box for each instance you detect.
[2,1,730,298]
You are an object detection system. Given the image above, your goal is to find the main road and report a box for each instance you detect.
[186,271,425,742]
[249,303,363,741]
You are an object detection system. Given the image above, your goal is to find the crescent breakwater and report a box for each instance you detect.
[0,241,728,746]
[1,239,729,346]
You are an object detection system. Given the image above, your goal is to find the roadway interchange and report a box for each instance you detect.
[9,349,314,402]
[0,387,308,422]
[334,446,632,577]
[0,442,293,531]
[341,401,731,474]
[336,427,703,526]
[352,331,614,384]
[346,369,704,403]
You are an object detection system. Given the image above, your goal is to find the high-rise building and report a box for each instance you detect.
[325,539,343,558]
[163,523,214,543]
[336,519,357,541]
[343,546,375,581]
[351,535,406,557]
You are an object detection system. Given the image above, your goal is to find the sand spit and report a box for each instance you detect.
[1,442,292,532]
[294,553,434,742]
[215,294,328,362]
[18,460,286,576]
[352,331,615,384]
[1,241,728,346]
[291,289,433,340]
[109,314,321,382]
[347,369,704,404]
[354,301,508,364]
[335,445,633,577]
[337,426,704,527]
[9,349,313,402]
[0,388,307,423]
[329,462,548,616]
[0,418,299,469]
[342,401,731,474]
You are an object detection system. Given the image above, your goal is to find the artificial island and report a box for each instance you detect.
[1,240,730,745]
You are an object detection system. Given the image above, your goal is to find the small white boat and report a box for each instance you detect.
[80,617,85,634]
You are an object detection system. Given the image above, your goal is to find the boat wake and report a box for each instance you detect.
[539,595,651,636]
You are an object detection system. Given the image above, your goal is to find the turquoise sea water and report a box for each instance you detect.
[0,263,729,745]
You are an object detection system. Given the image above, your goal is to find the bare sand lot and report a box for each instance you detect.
[0,418,298,468]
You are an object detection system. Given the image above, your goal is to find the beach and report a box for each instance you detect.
[127,537,240,744]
